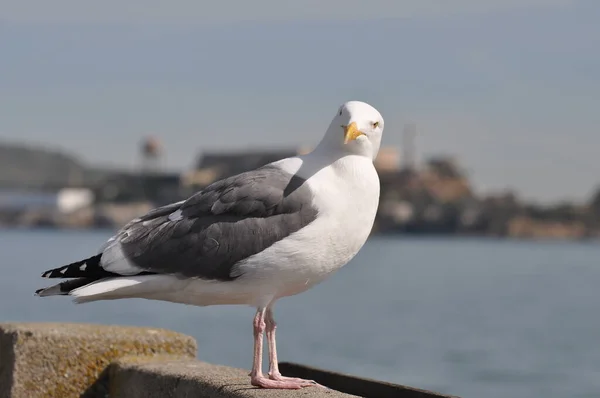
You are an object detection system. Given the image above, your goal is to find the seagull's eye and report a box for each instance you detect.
[372,121,380,128]
[339,109,343,116]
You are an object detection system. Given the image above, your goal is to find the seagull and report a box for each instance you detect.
[35,100,384,390]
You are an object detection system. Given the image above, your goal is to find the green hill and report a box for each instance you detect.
[0,142,88,190]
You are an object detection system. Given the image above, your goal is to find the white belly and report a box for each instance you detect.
[235,155,380,306]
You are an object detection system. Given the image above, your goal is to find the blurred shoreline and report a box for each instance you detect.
[1,141,599,240]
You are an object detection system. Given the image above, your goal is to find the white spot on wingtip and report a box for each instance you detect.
[80,263,87,271]
[168,209,183,222]
[59,268,66,274]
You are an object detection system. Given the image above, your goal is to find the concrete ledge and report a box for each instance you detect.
[0,323,460,398]
[0,322,197,398]
[110,357,358,397]
[279,362,460,398]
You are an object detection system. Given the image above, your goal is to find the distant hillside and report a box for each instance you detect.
[0,142,89,189]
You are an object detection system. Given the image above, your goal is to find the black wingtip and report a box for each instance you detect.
[41,269,64,278]
[40,254,104,279]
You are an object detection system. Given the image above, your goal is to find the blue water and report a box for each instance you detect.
[1,229,599,398]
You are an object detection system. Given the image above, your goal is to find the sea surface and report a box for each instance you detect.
[1,229,599,398]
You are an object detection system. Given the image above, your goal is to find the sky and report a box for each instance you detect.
[1,0,599,203]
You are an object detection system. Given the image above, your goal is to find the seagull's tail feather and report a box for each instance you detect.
[69,277,153,303]
[36,274,175,304]
[35,278,97,297]
[35,253,167,303]
[35,253,121,299]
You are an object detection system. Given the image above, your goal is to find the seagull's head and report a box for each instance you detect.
[321,101,384,160]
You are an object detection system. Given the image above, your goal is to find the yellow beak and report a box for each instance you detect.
[343,122,364,144]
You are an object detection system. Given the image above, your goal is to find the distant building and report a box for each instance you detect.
[425,156,464,179]
[374,147,401,172]
[0,188,94,213]
[93,171,183,206]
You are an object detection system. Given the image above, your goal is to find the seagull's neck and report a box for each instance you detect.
[283,146,373,182]
[272,140,375,181]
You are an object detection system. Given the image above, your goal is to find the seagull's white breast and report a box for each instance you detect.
[236,153,380,303]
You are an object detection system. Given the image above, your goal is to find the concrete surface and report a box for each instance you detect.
[0,322,197,398]
[110,358,359,398]
[0,322,460,398]
[279,362,461,398]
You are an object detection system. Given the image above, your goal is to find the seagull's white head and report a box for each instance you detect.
[319,101,384,160]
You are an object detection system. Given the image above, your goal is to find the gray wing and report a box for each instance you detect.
[102,165,317,281]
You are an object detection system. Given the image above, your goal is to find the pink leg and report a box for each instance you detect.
[264,307,325,388]
[250,308,320,389]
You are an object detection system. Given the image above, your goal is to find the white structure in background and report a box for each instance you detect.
[0,188,94,214]
[56,188,95,213]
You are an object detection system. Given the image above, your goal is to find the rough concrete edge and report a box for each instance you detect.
[0,322,198,398]
[86,355,194,398]
[0,322,195,338]
[111,354,194,367]
[0,322,198,361]
[109,357,360,398]
[0,327,17,397]
[107,355,192,397]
